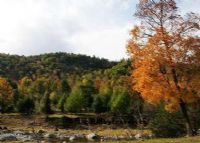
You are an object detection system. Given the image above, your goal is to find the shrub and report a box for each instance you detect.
[149,104,185,137]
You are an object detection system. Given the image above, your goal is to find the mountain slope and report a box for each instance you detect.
[0,52,117,80]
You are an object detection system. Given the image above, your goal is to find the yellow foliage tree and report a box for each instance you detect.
[128,0,200,136]
[18,76,32,95]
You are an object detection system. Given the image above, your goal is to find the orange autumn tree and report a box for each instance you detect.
[128,0,200,136]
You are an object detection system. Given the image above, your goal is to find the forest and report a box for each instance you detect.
[0,52,132,115]
[1,52,200,140]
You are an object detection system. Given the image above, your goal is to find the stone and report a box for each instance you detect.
[86,133,100,141]
[134,133,142,140]
[69,136,75,142]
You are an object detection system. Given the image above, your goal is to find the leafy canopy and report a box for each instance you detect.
[128,0,200,111]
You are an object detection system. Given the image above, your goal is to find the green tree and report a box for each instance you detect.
[81,78,96,110]
[99,83,112,112]
[65,86,86,113]
[57,79,71,112]
[92,94,104,113]
[18,77,32,96]
[110,87,130,114]
[58,94,67,112]
[40,91,52,114]
[61,79,71,93]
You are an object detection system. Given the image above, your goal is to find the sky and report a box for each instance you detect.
[0,0,199,61]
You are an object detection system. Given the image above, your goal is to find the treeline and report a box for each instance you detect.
[0,52,117,80]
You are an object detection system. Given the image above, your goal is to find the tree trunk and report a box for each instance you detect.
[171,68,195,136]
[179,100,195,136]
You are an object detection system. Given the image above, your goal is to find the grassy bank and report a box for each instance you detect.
[0,113,149,136]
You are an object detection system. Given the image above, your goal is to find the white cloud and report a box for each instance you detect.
[0,0,137,60]
[67,24,132,60]
[0,0,198,60]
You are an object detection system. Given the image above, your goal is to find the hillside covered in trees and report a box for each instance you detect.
[0,52,135,115]
[1,51,200,139]
[0,52,117,80]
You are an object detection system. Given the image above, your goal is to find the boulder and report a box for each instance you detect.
[86,133,100,141]
[69,136,76,142]
[134,133,142,140]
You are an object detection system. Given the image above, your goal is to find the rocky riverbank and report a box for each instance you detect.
[0,114,153,142]
[0,126,153,142]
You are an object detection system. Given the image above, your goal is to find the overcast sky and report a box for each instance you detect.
[0,0,199,61]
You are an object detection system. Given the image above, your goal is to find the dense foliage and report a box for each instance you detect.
[128,0,200,136]
[0,52,117,80]
[1,52,200,137]
[150,104,185,138]
[0,53,135,115]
